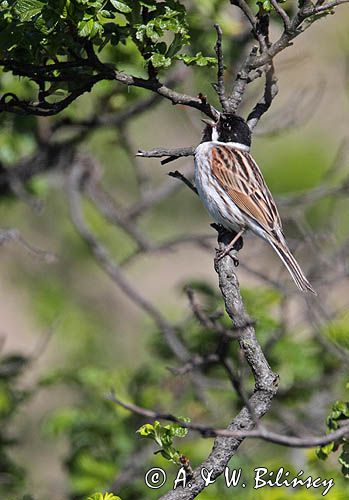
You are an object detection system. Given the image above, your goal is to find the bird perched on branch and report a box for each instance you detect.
[194,113,316,294]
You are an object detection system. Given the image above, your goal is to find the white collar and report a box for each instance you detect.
[211,140,250,152]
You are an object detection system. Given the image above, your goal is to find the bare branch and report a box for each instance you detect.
[168,171,198,195]
[112,70,219,120]
[66,156,190,363]
[254,81,324,136]
[108,393,349,448]
[270,0,292,30]
[126,165,194,219]
[230,1,268,52]
[213,24,229,112]
[186,288,240,339]
[0,75,104,116]
[85,174,154,253]
[136,146,195,164]
[314,0,349,13]
[52,68,187,133]
[0,228,56,263]
[156,229,279,499]
[247,62,278,130]
[227,0,347,114]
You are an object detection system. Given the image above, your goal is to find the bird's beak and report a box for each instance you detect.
[201,118,216,128]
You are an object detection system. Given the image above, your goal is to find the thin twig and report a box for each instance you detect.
[270,0,292,30]
[136,146,195,163]
[168,171,198,195]
[108,393,349,448]
[247,63,278,130]
[0,228,56,263]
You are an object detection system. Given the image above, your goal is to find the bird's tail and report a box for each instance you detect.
[269,238,317,295]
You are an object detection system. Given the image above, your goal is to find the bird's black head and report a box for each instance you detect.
[215,113,251,146]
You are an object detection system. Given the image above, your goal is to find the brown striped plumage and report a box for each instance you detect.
[211,145,282,233]
[194,113,316,294]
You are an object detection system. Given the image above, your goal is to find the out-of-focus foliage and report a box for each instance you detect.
[40,367,136,497]
[317,390,349,478]
[0,349,30,494]
[0,0,348,499]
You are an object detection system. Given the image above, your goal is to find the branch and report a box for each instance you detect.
[270,0,292,31]
[247,62,278,130]
[0,76,104,116]
[53,92,161,131]
[66,156,190,363]
[168,171,198,195]
[157,228,279,499]
[213,24,229,112]
[230,1,268,52]
[0,228,56,262]
[1,56,219,119]
[84,170,154,253]
[226,45,259,112]
[227,0,348,114]
[314,0,349,13]
[186,288,240,339]
[254,81,324,137]
[112,70,219,120]
[126,165,194,219]
[108,393,349,448]
[52,68,186,133]
[136,146,195,164]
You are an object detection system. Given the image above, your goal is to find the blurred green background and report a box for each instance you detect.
[0,1,349,499]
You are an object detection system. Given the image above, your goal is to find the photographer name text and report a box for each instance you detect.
[144,466,334,496]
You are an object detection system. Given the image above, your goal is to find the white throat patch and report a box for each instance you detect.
[210,140,250,152]
[211,126,219,141]
[226,141,250,152]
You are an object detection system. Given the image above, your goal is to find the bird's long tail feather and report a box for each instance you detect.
[269,239,317,295]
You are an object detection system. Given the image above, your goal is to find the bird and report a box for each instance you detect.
[194,112,316,294]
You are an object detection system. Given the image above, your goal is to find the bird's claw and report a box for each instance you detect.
[214,248,239,267]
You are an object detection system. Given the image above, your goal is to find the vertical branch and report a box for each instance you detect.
[246,3,279,129]
[230,0,268,52]
[159,231,278,500]
[226,45,259,113]
[213,24,229,112]
[247,62,278,130]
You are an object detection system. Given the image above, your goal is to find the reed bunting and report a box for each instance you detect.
[194,113,316,294]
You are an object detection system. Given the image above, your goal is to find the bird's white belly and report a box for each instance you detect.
[194,142,245,232]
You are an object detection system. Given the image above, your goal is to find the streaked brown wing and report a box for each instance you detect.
[211,145,283,233]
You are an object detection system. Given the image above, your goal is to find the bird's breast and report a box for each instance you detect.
[194,142,244,231]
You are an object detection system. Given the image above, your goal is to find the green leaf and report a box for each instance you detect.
[136,423,155,437]
[339,442,349,468]
[14,0,44,21]
[316,441,334,460]
[171,424,188,438]
[176,52,216,67]
[110,0,131,13]
[78,18,103,38]
[87,493,121,500]
[145,22,162,42]
[149,53,171,68]
[317,386,349,478]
